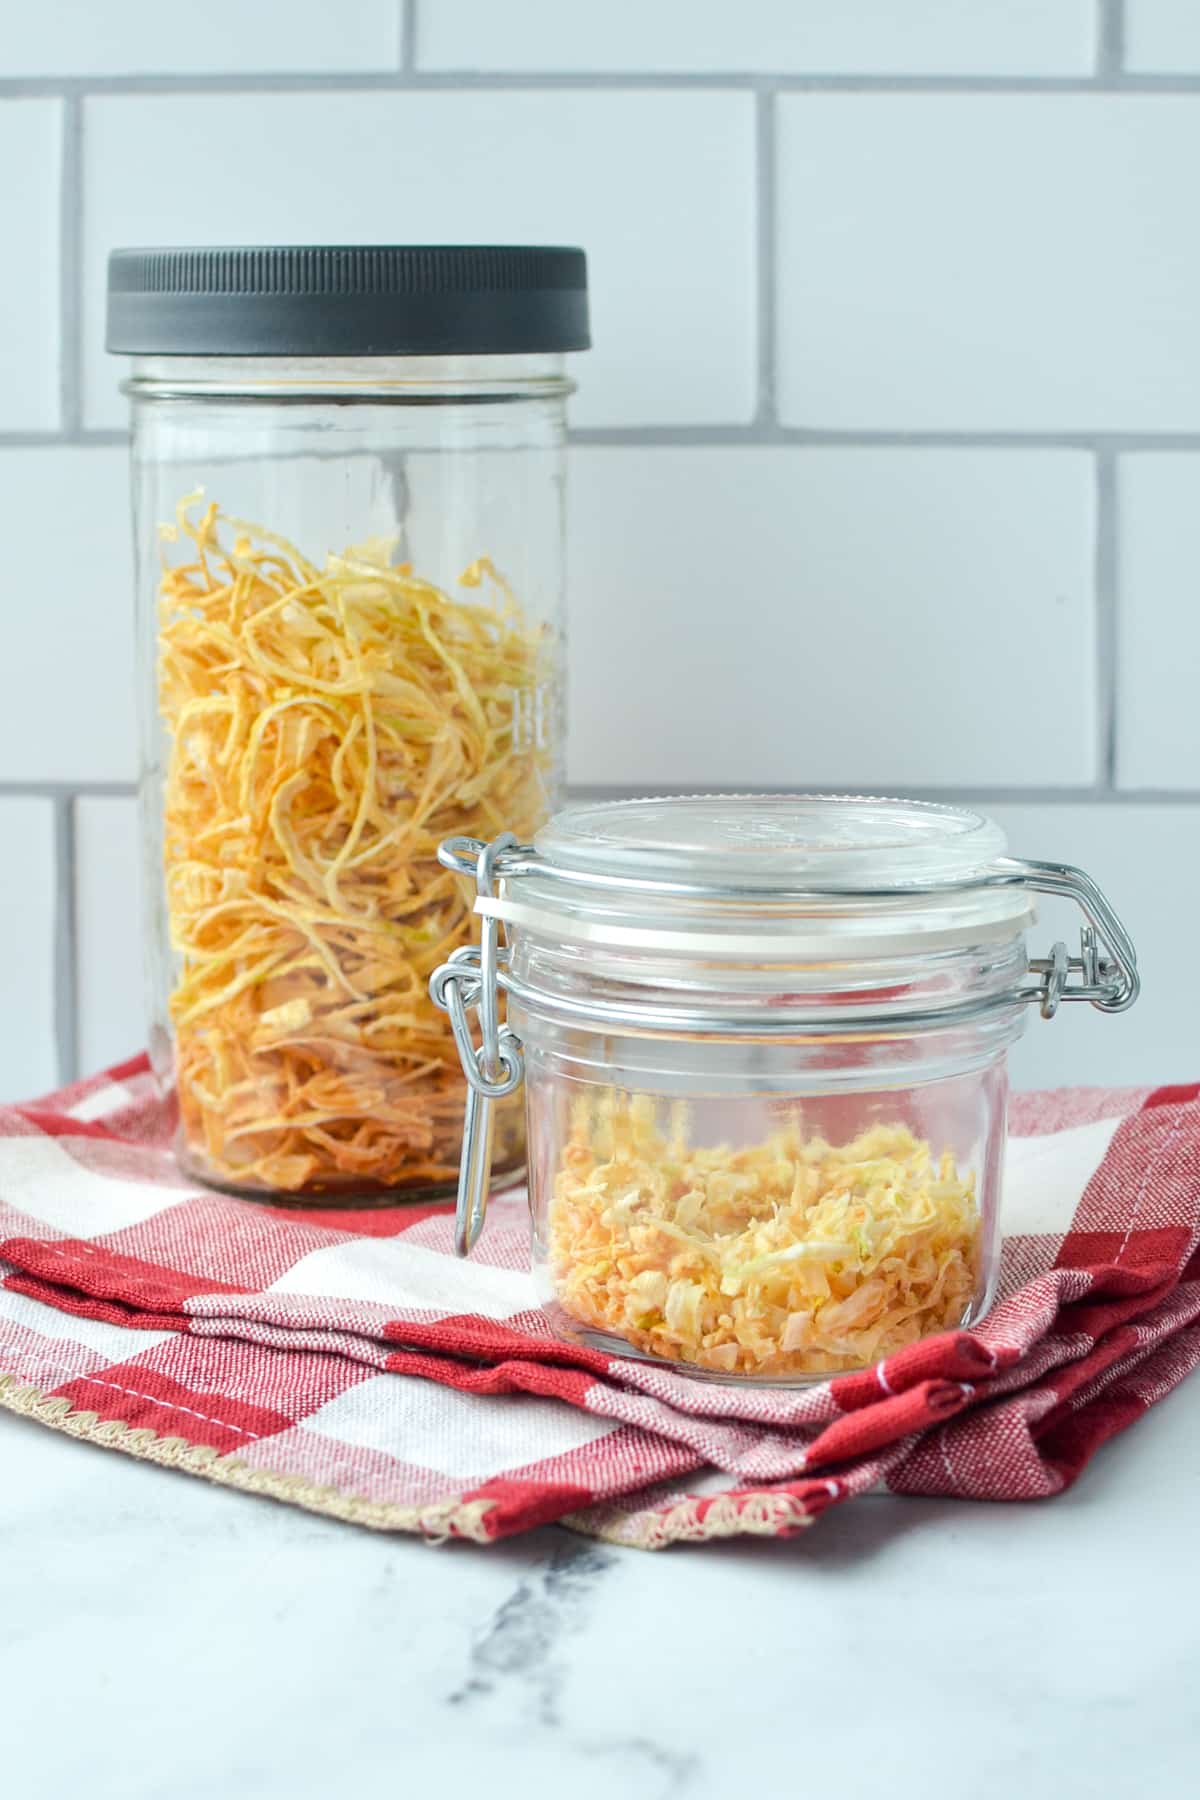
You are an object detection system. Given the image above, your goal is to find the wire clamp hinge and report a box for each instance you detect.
[429,835,525,1255]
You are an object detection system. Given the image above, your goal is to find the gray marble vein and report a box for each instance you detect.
[448,1539,698,1793]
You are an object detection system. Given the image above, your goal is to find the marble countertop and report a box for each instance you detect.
[3,1375,1198,1800]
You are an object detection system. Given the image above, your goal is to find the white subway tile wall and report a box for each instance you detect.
[0,802,58,1100]
[1116,457,1200,789]
[73,797,143,1076]
[1125,0,1200,70]
[417,0,1096,75]
[568,447,1097,787]
[0,0,1196,1101]
[2,1,401,77]
[0,100,62,431]
[0,448,135,781]
[777,95,1200,431]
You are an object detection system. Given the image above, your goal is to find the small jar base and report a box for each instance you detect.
[540,1294,995,1388]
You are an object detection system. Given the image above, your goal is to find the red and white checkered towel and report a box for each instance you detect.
[1,1058,1197,1548]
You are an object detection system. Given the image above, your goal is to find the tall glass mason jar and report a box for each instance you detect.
[107,245,589,1204]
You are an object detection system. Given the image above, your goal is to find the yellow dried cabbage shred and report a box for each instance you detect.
[548,1093,980,1377]
[158,497,551,1197]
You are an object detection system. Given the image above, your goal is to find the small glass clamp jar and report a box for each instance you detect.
[431,796,1139,1382]
[107,245,589,1203]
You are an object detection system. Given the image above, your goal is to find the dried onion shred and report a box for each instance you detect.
[157,497,552,1196]
[548,1092,981,1376]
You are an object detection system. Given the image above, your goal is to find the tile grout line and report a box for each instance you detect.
[400,0,416,74]
[57,93,82,435]
[564,785,1200,807]
[754,87,778,429]
[1096,450,1121,789]
[52,797,80,1086]
[10,72,1200,96]
[13,427,1200,452]
[1098,0,1127,77]
[568,428,1200,450]
[3,780,1200,805]
[0,782,137,798]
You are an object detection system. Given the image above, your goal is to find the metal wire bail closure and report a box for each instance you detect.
[431,831,1140,1257]
[1004,858,1140,1019]
[428,834,524,1255]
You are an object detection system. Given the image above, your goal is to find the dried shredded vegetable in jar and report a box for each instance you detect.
[548,1092,980,1376]
[157,497,553,1197]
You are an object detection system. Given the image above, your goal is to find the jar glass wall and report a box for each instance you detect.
[127,350,571,1203]
[521,1021,1013,1381]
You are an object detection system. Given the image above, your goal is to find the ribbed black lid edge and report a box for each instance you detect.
[106,245,590,356]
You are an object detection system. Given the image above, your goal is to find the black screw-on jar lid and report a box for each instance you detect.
[106,245,590,357]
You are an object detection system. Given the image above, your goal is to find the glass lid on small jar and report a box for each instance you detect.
[496,793,1038,960]
[537,792,1009,885]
